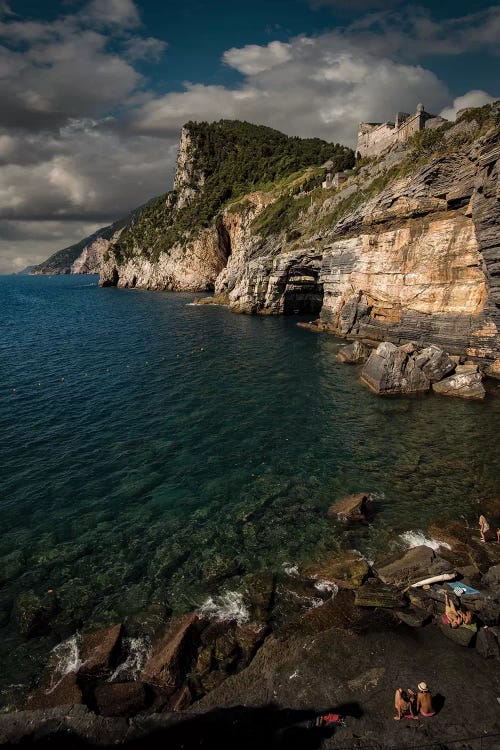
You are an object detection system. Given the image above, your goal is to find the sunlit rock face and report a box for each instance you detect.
[221,132,499,360]
[97,113,499,359]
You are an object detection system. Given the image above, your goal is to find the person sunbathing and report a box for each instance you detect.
[417,683,435,717]
[394,688,417,720]
[445,593,462,628]
[445,594,474,627]
[479,514,490,543]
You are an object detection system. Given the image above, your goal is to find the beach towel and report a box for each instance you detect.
[447,582,480,596]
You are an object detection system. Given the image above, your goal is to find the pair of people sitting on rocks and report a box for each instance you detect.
[394,683,435,720]
[444,593,473,628]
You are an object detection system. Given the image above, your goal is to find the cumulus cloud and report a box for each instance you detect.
[132,33,450,144]
[309,0,400,9]
[80,0,140,28]
[0,1,498,273]
[439,90,497,121]
[223,41,292,74]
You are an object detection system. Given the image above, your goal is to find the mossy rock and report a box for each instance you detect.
[303,550,370,588]
[15,589,59,638]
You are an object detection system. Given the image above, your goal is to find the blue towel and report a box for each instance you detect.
[447,581,480,596]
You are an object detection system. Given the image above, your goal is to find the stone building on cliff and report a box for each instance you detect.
[356,103,447,158]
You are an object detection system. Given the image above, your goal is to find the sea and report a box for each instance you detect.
[1,273,499,706]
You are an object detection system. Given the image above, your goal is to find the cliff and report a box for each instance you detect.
[98,104,498,360]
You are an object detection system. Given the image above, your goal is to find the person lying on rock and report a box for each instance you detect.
[479,514,491,543]
[394,688,418,720]
[445,593,462,628]
[445,594,473,628]
[416,682,435,717]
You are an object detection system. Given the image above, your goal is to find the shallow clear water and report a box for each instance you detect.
[1,274,499,703]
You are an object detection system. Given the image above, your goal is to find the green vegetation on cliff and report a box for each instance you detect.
[115,120,354,263]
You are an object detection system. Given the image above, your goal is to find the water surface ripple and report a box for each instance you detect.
[1,275,499,700]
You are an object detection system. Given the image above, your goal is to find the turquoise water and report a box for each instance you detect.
[1,274,500,703]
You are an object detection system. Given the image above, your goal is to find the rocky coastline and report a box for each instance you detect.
[2,496,499,748]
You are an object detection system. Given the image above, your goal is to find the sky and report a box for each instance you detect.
[0,0,499,273]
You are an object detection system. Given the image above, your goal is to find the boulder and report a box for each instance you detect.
[414,345,456,383]
[482,563,500,589]
[475,627,500,659]
[94,682,148,717]
[234,623,267,665]
[354,581,405,608]
[168,684,192,711]
[26,672,82,710]
[395,608,431,628]
[427,519,468,550]
[15,590,59,639]
[460,593,500,626]
[303,550,370,589]
[375,545,453,587]
[142,613,199,691]
[485,359,500,380]
[243,572,275,622]
[432,371,485,399]
[438,622,476,647]
[327,493,374,522]
[79,624,123,678]
[337,341,371,364]
[360,342,430,395]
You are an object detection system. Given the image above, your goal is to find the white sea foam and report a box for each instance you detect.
[199,591,250,625]
[46,635,81,693]
[400,531,451,551]
[109,637,151,682]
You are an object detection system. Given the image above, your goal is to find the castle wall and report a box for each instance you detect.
[356,122,395,158]
[357,107,446,158]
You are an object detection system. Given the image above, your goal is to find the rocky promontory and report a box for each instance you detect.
[3,496,500,747]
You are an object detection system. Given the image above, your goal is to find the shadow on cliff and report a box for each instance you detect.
[4,702,363,750]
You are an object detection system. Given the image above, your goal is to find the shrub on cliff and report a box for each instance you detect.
[116,121,354,262]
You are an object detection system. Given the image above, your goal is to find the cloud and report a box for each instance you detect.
[80,0,140,28]
[123,36,167,62]
[0,1,498,273]
[309,0,400,9]
[223,41,292,74]
[132,33,450,144]
[439,90,497,121]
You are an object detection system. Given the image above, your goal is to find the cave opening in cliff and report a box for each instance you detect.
[283,274,324,315]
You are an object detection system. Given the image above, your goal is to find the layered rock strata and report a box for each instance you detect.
[96,110,499,360]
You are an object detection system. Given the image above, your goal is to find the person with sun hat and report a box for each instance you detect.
[417,682,435,717]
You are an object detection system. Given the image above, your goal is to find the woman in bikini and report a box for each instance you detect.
[479,515,490,543]
[417,682,435,717]
[394,688,418,720]
[444,593,462,628]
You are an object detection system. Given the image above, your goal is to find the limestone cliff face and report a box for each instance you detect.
[173,126,206,210]
[100,221,229,291]
[219,127,500,359]
[97,110,499,359]
[71,231,123,275]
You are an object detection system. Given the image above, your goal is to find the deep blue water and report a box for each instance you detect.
[1,274,500,703]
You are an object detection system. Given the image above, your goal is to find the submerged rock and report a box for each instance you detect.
[327,492,374,522]
[15,589,59,639]
[432,370,486,399]
[303,550,370,589]
[337,341,371,364]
